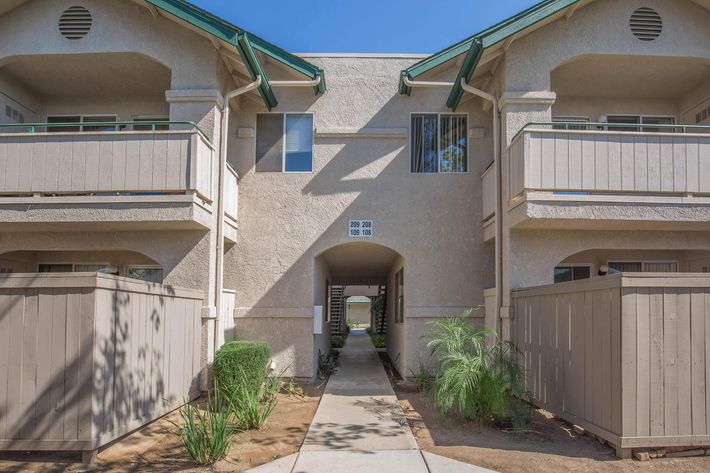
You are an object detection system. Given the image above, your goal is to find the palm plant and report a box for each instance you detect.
[425,311,527,424]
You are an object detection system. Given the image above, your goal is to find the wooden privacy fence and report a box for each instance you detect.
[0,272,204,454]
[512,274,710,455]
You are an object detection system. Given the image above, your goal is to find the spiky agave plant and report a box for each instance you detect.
[425,311,525,424]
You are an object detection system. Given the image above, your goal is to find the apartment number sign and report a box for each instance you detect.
[349,219,373,238]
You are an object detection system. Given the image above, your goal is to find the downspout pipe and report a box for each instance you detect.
[460,78,502,335]
[397,76,504,335]
[270,76,322,87]
[214,75,262,361]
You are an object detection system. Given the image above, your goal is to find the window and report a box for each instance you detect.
[47,115,117,132]
[325,279,331,323]
[554,265,592,283]
[38,263,115,274]
[411,113,467,173]
[395,268,404,324]
[256,113,313,173]
[552,116,591,130]
[132,117,169,131]
[38,264,73,273]
[608,262,642,273]
[608,261,678,274]
[604,115,675,133]
[127,266,164,283]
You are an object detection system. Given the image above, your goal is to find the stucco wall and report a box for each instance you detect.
[503,0,710,93]
[346,302,370,325]
[509,229,710,288]
[0,0,223,90]
[228,57,494,376]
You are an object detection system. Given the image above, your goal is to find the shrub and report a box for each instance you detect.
[228,368,279,430]
[214,341,270,400]
[175,389,235,465]
[369,333,386,348]
[331,335,346,349]
[318,349,339,378]
[425,311,527,425]
[409,357,433,392]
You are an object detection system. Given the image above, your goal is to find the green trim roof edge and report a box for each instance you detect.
[144,0,326,100]
[398,0,582,103]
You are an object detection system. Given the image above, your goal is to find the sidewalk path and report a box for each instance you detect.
[248,330,495,473]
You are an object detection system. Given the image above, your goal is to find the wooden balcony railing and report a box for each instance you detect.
[508,123,710,200]
[0,122,214,202]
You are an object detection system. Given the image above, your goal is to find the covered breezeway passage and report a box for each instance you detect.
[314,242,405,377]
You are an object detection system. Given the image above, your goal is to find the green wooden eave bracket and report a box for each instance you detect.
[399,0,583,106]
[144,0,326,105]
[237,33,278,110]
[446,39,483,111]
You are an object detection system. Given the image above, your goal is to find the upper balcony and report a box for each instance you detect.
[483,122,710,234]
[0,121,225,233]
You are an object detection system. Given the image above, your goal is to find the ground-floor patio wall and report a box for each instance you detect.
[0,272,203,454]
[511,273,710,455]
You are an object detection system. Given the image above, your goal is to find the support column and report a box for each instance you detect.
[166,89,226,387]
[498,91,556,340]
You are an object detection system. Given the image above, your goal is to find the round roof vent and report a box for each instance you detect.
[59,6,93,40]
[630,7,662,41]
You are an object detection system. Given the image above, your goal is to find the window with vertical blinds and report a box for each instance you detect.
[411,113,467,173]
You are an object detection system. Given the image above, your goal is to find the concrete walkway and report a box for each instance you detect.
[248,330,495,473]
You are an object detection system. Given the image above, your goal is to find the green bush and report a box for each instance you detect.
[331,335,346,349]
[318,349,339,378]
[175,389,235,465]
[369,333,386,348]
[214,341,270,400]
[425,311,527,425]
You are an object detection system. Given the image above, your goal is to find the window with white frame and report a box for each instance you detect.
[256,113,314,173]
[410,113,467,173]
[554,265,592,283]
[127,266,164,283]
[603,115,675,133]
[552,116,591,130]
[38,263,116,274]
[132,117,170,131]
[608,261,678,274]
[47,114,117,132]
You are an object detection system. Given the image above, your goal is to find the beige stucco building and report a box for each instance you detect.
[3,0,710,456]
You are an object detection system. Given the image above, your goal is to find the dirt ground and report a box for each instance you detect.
[394,382,710,473]
[0,382,323,473]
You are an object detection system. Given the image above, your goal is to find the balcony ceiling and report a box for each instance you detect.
[0,53,171,98]
[552,55,710,99]
[0,0,25,16]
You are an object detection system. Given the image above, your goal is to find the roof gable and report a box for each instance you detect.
[399,0,586,108]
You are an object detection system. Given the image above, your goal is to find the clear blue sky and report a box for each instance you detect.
[191,0,541,54]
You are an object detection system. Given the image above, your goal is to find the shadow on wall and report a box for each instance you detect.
[0,274,200,453]
[229,88,491,376]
